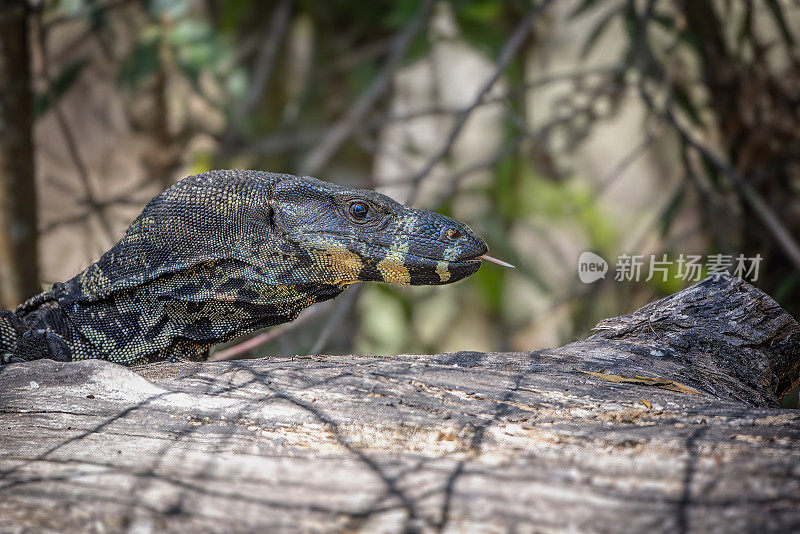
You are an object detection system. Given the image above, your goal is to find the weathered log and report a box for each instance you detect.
[0,274,798,533]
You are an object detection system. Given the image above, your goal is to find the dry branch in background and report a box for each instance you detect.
[33,10,118,244]
[404,0,555,206]
[299,0,436,176]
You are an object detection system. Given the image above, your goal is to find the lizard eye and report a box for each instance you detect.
[349,202,369,221]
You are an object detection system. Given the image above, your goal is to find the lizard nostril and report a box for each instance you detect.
[446,228,461,241]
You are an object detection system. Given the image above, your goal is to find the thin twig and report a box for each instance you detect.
[33,12,117,244]
[399,81,622,206]
[209,302,332,361]
[43,0,134,29]
[299,0,436,176]
[233,0,292,129]
[327,37,393,73]
[632,2,800,270]
[308,284,362,355]
[679,119,800,268]
[41,172,165,234]
[404,0,555,205]
[593,122,657,197]
[250,128,325,155]
[243,66,620,158]
[679,140,729,252]
[377,65,620,126]
[48,0,137,64]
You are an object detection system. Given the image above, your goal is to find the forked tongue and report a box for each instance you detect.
[479,254,516,269]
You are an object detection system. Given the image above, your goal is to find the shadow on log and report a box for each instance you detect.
[1,274,798,532]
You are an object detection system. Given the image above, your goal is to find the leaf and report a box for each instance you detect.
[651,13,701,55]
[170,23,228,91]
[671,82,702,127]
[455,14,505,56]
[384,0,424,28]
[118,37,161,89]
[145,0,191,18]
[176,58,202,91]
[218,0,251,33]
[405,33,432,65]
[458,0,503,21]
[168,20,232,91]
[764,0,795,46]
[190,151,212,176]
[34,58,89,119]
[168,19,212,46]
[578,370,701,394]
[225,66,249,101]
[641,399,652,410]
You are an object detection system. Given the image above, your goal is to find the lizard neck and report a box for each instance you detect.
[57,260,345,364]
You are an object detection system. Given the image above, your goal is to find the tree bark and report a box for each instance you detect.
[0,275,798,532]
[0,0,39,309]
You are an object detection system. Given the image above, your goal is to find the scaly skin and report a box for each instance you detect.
[0,170,487,366]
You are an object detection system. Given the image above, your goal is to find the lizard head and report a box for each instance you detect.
[272,176,488,286]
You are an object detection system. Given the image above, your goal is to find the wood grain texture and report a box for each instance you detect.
[1,275,798,533]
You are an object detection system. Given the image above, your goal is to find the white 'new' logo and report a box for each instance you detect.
[578,251,608,283]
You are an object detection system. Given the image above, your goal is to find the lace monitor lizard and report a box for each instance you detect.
[0,170,509,366]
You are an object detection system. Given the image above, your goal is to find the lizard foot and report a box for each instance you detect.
[14,329,72,363]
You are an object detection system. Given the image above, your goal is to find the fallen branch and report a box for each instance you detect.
[1,275,798,531]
